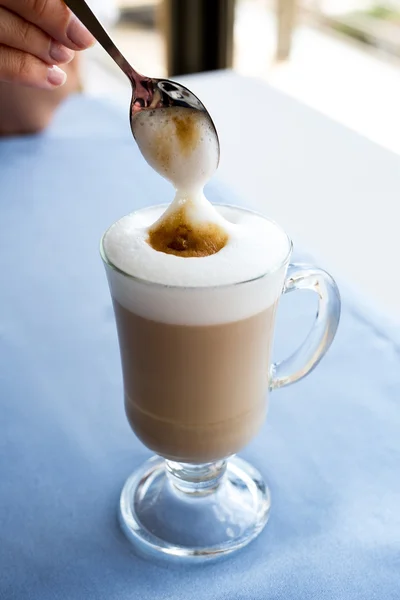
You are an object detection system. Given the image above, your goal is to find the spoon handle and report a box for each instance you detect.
[63,0,138,84]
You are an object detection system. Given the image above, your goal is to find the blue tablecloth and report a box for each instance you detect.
[1,96,399,600]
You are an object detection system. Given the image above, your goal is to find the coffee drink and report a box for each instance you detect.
[103,204,289,464]
[103,103,290,465]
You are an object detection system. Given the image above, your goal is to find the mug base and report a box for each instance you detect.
[119,455,270,561]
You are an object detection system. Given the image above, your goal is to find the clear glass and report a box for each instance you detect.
[101,205,341,561]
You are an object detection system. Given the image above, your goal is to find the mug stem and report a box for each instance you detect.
[165,459,227,495]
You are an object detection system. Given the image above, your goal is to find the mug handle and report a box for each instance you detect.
[269,263,341,390]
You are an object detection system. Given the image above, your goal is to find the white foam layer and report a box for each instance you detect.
[103,203,289,287]
[132,107,219,191]
[103,204,290,325]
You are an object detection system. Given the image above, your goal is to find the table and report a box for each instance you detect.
[0,94,399,600]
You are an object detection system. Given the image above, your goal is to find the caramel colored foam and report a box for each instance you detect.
[147,202,229,257]
[153,129,171,172]
[172,111,200,155]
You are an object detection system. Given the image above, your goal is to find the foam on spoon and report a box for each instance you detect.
[132,107,219,191]
[132,106,228,260]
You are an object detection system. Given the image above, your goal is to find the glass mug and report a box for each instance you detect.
[101,204,340,560]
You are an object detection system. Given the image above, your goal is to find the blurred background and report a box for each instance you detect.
[85,0,400,154]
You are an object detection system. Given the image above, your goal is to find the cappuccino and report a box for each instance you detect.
[103,205,289,463]
[103,104,290,464]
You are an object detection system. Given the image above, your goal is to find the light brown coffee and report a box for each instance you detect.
[148,200,228,258]
[112,299,277,463]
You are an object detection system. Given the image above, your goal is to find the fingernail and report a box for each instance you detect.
[49,41,75,64]
[47,65,67,87]
[67,14,95,49]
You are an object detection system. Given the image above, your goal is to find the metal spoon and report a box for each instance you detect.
[63,0,220,165]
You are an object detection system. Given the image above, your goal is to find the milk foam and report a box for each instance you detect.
[132,107,219,191]
[103,204,290,325]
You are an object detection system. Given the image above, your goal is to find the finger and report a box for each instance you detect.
[0,8,74,65]
[2,0,95,50]
[0,45,67,88]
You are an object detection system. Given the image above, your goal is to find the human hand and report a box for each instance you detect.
[0,0,95,89]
